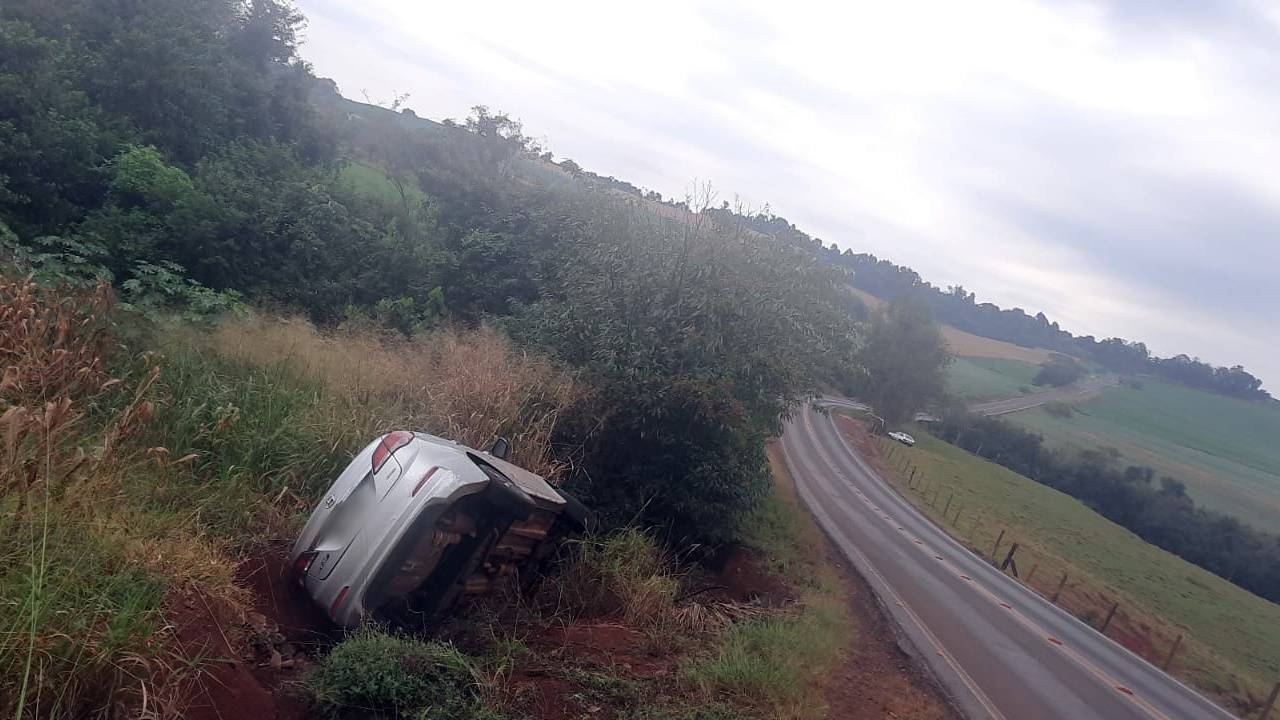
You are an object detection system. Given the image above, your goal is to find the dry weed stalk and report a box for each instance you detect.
[0,274,244,719]
[211,315,580,479]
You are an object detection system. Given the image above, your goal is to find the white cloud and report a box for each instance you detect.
[298,0,1280,385]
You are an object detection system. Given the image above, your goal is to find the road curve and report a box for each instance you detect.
[781,402,1235,720]
[968,374,1118,416]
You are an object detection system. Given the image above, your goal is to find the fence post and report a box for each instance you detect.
[952,505,962,527]
[910,466,918,484]
[1026,563,1038,584]
[1051,572,1068,604]
[1100,601,1119,634]
[1161,634,1182,672]
[1260,681,1279,720]
[943,491,954,518]
[1000,543,1020,577]
[990,529,1006,561]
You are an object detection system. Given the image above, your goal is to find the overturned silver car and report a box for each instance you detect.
[289,431,588,628]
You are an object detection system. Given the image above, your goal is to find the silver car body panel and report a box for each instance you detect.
[290,431,565,627]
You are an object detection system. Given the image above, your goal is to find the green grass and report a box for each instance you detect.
[0,510,169,719]
[689,597,846,707]
[308,627,503,719]
[1005,378,1280,529]
[340,160,428,205]
[945,356,1040,400]
[871,426,1280,713]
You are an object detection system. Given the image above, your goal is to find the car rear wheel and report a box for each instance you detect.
[480,466,537,519]
[555,488,591,533]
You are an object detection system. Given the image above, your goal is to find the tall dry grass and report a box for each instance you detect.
[207,315,581,480]
[0,276,245,719]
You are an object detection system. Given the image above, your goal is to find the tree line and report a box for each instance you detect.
[0,0,950,543]
[935,412,1280,603]
[840,254,1270,401]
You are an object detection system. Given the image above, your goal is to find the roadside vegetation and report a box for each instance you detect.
[0,1,960,717]
[841,416,1280,716]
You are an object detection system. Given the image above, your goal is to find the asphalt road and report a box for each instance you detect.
[781,402,1236,720]
[968,374,1119,416]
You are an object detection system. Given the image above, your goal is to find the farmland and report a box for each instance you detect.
[945,356,1041,401]
[1006,379,1280,530]
[938,324,1056,364]
[836,415,1280,715]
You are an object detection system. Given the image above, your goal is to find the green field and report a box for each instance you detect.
[339,160,429,205]
[1006,379,1280,530]
[852,419,1280,714]
[945,356,1040,400]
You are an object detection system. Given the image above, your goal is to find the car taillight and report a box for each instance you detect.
[293,550,318,584]
[330,585,351,616]
[372,430,413,472]
[411,466,441,497]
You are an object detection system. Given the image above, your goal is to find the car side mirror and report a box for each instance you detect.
[489,437,510,460]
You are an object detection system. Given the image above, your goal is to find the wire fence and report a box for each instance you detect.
[870,433,1280,720]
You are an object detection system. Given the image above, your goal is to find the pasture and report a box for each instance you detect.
[1006,379,1280,530]
[945,356,1040,401]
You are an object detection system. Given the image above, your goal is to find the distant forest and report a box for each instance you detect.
[576,172,1270,402]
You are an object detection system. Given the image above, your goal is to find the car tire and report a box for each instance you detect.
[483,471,537,520]
[555,488,591,533]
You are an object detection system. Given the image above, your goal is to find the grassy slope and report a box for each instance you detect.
[339,160,429,205]
[938,325,1056,364]
[945,356,1040,401]
[1007,379,1280,530]
[859,420,1280,712]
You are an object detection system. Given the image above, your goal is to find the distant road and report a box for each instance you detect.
[968,374,1118,416]
[782,402,1236,720]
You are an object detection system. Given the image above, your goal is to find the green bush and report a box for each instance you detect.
[558,528,679,624]
[1042,401,1075,418]
[309,628,496,719]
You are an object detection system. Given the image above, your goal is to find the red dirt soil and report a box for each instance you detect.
[178,548,332,720]
[706,544,795,606]
[502,548,793,720]
[505,622,678,720]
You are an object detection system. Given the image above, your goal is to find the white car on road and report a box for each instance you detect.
[888,431,916,446]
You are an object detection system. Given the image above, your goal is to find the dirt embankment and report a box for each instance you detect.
[177,549,333,720]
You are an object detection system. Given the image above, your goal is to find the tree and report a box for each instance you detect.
[1033,356,1085,387]
[514,194,864,541]
[853,301,951,424]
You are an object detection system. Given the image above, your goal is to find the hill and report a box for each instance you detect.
[1006,379,1280,530]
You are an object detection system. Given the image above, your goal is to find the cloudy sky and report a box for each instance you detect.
[298,0,1280,387]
